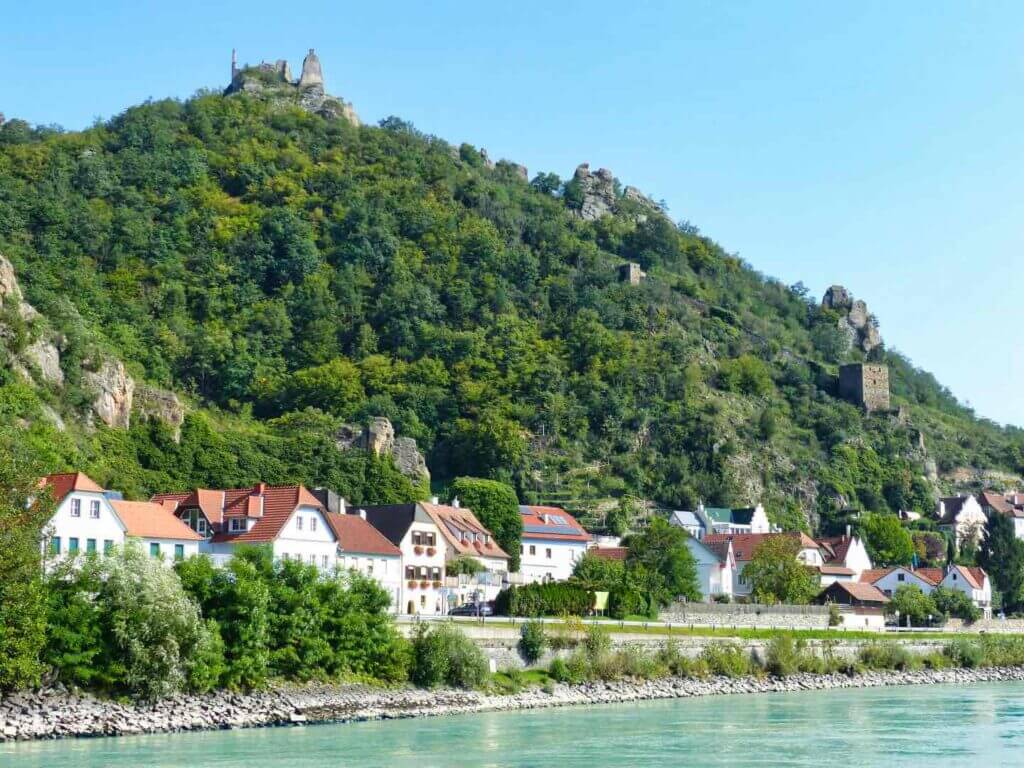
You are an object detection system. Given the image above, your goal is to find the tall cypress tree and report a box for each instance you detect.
[978,512,1024,612]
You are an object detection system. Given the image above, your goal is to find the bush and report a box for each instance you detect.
[548,657,573,683]
[858,642,915,671]
[828,604,841,627]
[978,635,1024,667]
[519,620,548,664]
[495,583,594,617]
[409,624,488,689]
[765,635,803,677]
[932,587,981,624]
[583,624,612,660]
[700,642,753,678]
[944,638,983,669]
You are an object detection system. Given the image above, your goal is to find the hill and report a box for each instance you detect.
[0,75,1021,534]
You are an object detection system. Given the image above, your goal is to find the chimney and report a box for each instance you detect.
[430,495,439,505]
[255,482,267,496]
[358,508,366,520]
[452,497,460,508]
[845,524,851,539]
[338,497,347,515]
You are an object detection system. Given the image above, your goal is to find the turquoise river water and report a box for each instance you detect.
[4,681,1024,767]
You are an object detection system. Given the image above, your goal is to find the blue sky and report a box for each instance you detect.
[3,1,1022,425]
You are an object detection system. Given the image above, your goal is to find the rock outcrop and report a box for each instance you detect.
[569,164,664,222]
[226,49,360,125]
[336,416,430,484]
[134,385,186,442]
[822,285,882,354]
[83,358,135,430]
[0,254,64,386]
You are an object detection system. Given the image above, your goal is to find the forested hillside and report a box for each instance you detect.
[0,88,1021,533]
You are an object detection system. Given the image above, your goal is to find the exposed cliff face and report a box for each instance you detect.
[134,385,186,442]
[82,358,135,430]
[822,285,882,354]
[570,164,664,222]
[336,416,430,485]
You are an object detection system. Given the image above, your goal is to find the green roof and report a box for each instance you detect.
[703,507,733,523]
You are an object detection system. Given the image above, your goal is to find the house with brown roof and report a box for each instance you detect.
[152,483,340,570]
[518,505,590,583]
[702,532,823,597]
[815,533,873,584]
[978,490,1024,539]
[39,472,201,565]
[359,499,510,614]
[815,581,889,630]
[858,564,992,619]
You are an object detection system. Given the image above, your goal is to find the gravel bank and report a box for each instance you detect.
[4,667,1024,743]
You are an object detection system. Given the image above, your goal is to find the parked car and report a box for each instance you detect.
[448,601,494,617]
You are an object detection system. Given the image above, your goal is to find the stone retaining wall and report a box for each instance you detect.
[659,602,832,630]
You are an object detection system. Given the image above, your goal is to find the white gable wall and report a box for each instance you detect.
[44,491,125,561]
[272,505,338,571]
[519,538,588,583]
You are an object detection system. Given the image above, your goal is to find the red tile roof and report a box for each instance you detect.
[40,472,105,504]
[152,484,329,545]
[703,532,818,562]
[111,500,203,541]
[950,565,987,590]
[518,505,590,542]
[590,547,628,561]
[328,513,401,557]
[823,581,890,604]
[421,503,509,561]
[978,490,1013,515]
[859,566,941,587]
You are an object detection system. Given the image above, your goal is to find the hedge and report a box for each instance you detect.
[495,583,594,617]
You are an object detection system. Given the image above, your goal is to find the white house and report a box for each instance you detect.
[152,483,339,570]
[40,473,124,560]
[39,473,200,564]
[859,565,992,619]
[359,502,451,616]
[670,502,771,539]
[685,536,735,601]
[327,508,403,613]
[421,500,510,605]
[109,500,202,563]
[702,532,822,597]
[978,490,1024,539]
[517,505,590,583]
[815,533,873,585]
[936,495,987,547]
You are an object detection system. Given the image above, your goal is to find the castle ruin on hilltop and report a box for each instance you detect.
[226,48,358,125]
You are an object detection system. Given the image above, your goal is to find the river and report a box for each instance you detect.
[4,681,1024,767]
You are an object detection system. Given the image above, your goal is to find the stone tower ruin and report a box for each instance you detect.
[838,363,890,412]
[298,49,324,88]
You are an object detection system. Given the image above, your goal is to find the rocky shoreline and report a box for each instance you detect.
[4,666,1024,743]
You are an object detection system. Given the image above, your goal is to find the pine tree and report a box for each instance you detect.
[978,512,1024,612]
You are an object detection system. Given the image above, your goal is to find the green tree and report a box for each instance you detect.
[623,517,700,604]
[743,535,820,605]
[861,513,915,566]
[449,477,523,571]
[978,512,1024,612]
[886,584,939,627]
[0,435,50,690]
[931,586,981,623]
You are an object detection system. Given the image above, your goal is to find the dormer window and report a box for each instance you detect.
[71,499,81,517]
[197,518,207,534]
[229,518,246,533]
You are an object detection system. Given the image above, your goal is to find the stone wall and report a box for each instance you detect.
[838,363,891,412]
[659,602,833,631]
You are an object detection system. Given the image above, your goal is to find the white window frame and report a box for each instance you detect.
[296,516,304,531]
[71,498,81,517]
[89,500,101,519]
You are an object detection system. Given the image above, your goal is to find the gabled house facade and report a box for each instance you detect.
[936,495,987,547]
[978,490,1024,539]
[858,564,992,619]
[815,533,873,584]
[685,536,735,601]
[421,500,510,605]
[40,473,201,565]
[359,503,450,616]
[152,483,339,569]
[517,505,590,583]
[328,512,403,613]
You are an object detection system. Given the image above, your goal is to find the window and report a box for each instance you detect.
[529,545,536,556]
[310,517,317,532]
[380,558,387,574]
[69,537,79,554]
[296,516,304,531]
[197,518,207,534]
[89,500,100,519]
[229,518,245,533]
[412,532,422,546]
[546,548,552,559]
[520,545,524,554]
[431,567,442,580]
[103,539,114,554]
[50,536,61,555]
[149,542,160,558]
[897,573,905,582]
[406,565,416,580]
[174,544,185,561]
[309,554,316,565]
[86,538,97,554]
[367,560,374,575]
[420,595,426,608]
[322,555,329,569]
[70,499,81,517]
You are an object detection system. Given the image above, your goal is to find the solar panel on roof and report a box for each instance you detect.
[523,524,581,536]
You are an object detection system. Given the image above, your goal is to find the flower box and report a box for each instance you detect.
[427,547,436,557]
[408,580,417,589]
[414,545,424,555]
[432,580,442,589]
[419,580,430,589]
